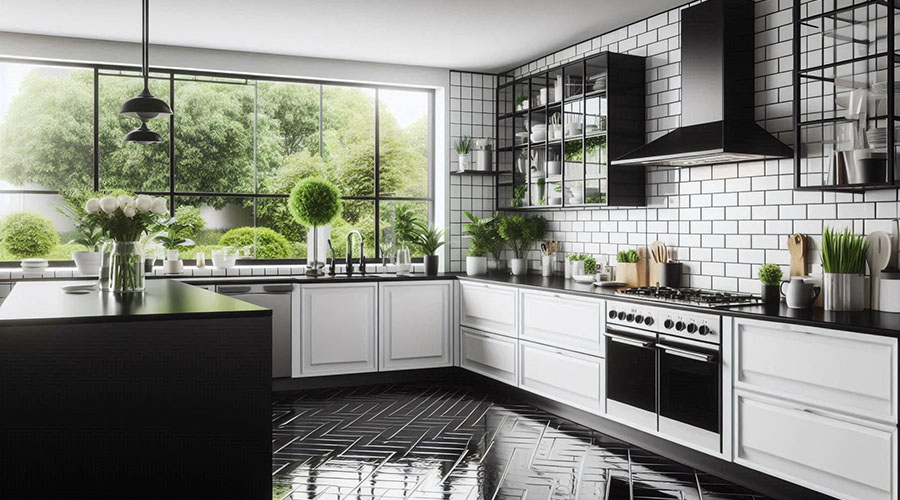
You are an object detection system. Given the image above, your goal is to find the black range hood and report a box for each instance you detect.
[613,0,792,167]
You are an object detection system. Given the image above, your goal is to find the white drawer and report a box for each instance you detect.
[735,391,897,500]
[520,290,604,356]
[459,281,517,337]
[519,340,603,414]
[734,318,898,424]
[460,327,517,385]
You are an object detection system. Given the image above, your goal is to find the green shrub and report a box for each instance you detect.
[498,215,547,259]
[173,205,205,240]
[289,178,342,227]
[0,211,59,258]
[218,227,292,259]
[568,253,596,274]
[758,264,783,286]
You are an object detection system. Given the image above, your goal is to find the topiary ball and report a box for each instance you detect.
[0,211,59,258]
[218,227,293,259]
[288,178,342,227]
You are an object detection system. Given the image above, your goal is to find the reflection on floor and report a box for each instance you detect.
[272,384,772,500]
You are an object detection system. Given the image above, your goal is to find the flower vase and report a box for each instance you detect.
[108,241,145,293]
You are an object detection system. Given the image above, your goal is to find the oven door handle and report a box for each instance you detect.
[659,344,716,363]
[605,332,654,349]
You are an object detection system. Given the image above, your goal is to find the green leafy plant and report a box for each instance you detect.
[616,249,640,264]
[758,264,783,286]
[515,94,528,108]
[511,184,527,208]
[498,215,547,259]
[288,177,342,227]
[218,227,292,259]
[56,192,105,251]
[464,212,504,258]
[821,226,869,274]
[412,221,445,256]
[567,253,596,274]
[453,136,473,155]
[394,203,423,246]
[154,220,196,251]
[0,211,59,258]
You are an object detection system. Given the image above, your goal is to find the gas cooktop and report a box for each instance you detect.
[616,286,763,308]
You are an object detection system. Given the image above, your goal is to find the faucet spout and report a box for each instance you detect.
[345,230,364,276]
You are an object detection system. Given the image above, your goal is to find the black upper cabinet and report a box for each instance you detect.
[496,52,646,209]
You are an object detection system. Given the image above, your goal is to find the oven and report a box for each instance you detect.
[604,307,659,432]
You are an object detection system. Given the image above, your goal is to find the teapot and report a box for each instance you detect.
[781,276,820,309]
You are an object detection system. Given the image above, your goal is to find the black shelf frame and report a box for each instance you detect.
[793,0,900,191]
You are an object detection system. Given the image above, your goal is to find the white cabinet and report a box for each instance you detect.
[519,340,604,414]
[459,281,517,337]
[520,290,604,355]
[460,327,517,384]
[379,281,452,371]
[299,283,377,376]
[735,391,897,500]
[734,318,898,424]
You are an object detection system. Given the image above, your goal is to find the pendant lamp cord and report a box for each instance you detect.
[142,0,149,92]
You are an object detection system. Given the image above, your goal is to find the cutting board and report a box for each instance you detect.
[788,233,807,277]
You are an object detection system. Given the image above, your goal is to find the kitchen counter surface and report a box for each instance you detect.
[457,273,900,339]
[0,279,271,326]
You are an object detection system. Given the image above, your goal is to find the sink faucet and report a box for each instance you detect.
[345,230,365,276]
[326,239,336,277]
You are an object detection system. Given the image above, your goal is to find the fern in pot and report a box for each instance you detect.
[498,215,546,276]
[463,212,502,276]
[821,226,869,311]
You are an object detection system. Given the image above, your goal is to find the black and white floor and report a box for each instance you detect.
[272,384,772,500]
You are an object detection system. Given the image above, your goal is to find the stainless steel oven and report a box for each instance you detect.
[604,305,660,432]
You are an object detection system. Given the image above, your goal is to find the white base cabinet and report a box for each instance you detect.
[518,340,603,414]
[298,282,377,376]
[459,282,517,337]
[520,290,604,356]
[460,327,517,384]
[379,281,452,371]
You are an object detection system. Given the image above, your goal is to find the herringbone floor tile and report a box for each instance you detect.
[271,384,772,500]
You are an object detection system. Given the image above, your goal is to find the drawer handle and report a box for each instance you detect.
[219,286,251,294]
[263,284,292,293]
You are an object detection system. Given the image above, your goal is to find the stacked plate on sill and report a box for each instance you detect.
[20,258,49,276]
[866,127,898,151]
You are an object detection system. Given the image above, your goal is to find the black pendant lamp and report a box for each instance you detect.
[120,0,171,143]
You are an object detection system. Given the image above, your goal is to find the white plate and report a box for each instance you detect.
[62,283,96,292]
[594,281,626,287]
[572,274,594,283]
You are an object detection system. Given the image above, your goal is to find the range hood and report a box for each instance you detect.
[613,0,792,167]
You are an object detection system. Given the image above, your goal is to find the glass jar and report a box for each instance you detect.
[107,241,145,293]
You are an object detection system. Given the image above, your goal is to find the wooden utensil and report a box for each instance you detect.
[867,231,893,310]
[787,233,807,277]
[648,241,665,286]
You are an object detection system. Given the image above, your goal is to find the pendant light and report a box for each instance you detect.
[120,0,171,143]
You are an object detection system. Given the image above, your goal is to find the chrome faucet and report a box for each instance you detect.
[345,230,365,276]
[326,239,336,277]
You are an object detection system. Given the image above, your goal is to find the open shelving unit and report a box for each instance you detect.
[495,52,646,210]
[794,0,900,191]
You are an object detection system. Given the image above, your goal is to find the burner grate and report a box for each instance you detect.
[617,286,762,307]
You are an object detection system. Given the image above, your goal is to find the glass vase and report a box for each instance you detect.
[107,241,145,293]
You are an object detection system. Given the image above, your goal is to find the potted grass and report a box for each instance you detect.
[758,263,783,304]
[821,226,869,311]
[412,221,445,276]
[454,136,473,171]
[498,215,546,276]
[463,212,501,276]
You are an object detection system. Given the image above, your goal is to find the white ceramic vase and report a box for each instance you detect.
[466,256,487,276]
[510,258,527,276]
[72,251,101,276]
[458,154,471,171]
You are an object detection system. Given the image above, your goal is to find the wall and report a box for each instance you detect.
[450,0,900,292]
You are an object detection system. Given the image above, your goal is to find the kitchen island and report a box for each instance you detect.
[0,280,272,499]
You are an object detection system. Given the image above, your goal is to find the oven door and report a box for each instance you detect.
[657,334,721,452]
[604,327,657,431]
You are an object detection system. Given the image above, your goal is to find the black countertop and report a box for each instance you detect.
[458,273,900,339]
[0,280,271,326]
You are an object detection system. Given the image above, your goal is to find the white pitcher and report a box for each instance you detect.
[781,276,820,309]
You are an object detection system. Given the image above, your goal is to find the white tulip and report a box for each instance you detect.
[123,206,136,218]
[117,194,134,209]
[85,198,101,214]
[135,194,152,213]
[150,198,168,215]
[99,196,118,214]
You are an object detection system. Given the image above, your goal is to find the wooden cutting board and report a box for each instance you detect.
[788,233,807,277]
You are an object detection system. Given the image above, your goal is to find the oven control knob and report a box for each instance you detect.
[644,316,654,326]
[687,323,697,333]
[618,311,626,321]
[635,315,644,324]
[664,319,674,329]
[625,313,634,322]
[699,325,711,336]
[675,321,685,331]
[608,310,617,319]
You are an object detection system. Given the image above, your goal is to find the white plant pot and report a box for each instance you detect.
[541,255,553,277]
[466,256,487,276]
[72,251,101,275]
[166,249,179,261]
[823,272,865,311]
[163,259,184,275]
[510,258,527,276]
[458,154,471,171]
[570,260,585,277]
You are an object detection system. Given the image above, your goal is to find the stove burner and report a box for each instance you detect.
[617,286,762,307]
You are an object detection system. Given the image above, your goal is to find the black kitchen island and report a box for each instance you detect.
[0,280,272,500]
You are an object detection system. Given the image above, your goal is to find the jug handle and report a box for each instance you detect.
[811,285,821,302]
[780,280,788,297]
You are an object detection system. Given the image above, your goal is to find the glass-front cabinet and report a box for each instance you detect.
[496,52,646,209]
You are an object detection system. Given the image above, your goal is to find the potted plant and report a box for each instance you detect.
[498,215,547,276]
[758,264,783,304]
[567,253,590,278]
[616,248,645,287]
[515,94,528,111]
[821,226,869,311]
[289,178,342,277]
[454,136,473,171]
[463,212,501,275]
[0,211,59,270]
[154,221,195,274]
[57,194,105,275]
[412,221,445,276]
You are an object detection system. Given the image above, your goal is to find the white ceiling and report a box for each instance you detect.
[0,0,686,73]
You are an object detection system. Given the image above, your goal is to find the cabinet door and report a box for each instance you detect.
[379,281,452,371]
[459,282,517,337]
[519,340,604,414]
[460,327,517,384]
[734,318,898,424]
[300,283,377,376]
[520,290,604,355]
[735,391,897,500]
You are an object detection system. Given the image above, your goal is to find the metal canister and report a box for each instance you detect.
[474,138,492,171]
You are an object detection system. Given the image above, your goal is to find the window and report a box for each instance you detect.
[0,60,434,263]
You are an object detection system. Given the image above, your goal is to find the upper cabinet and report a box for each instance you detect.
[496,52,646,209]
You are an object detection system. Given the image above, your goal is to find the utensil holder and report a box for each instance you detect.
[658,262,682,288]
